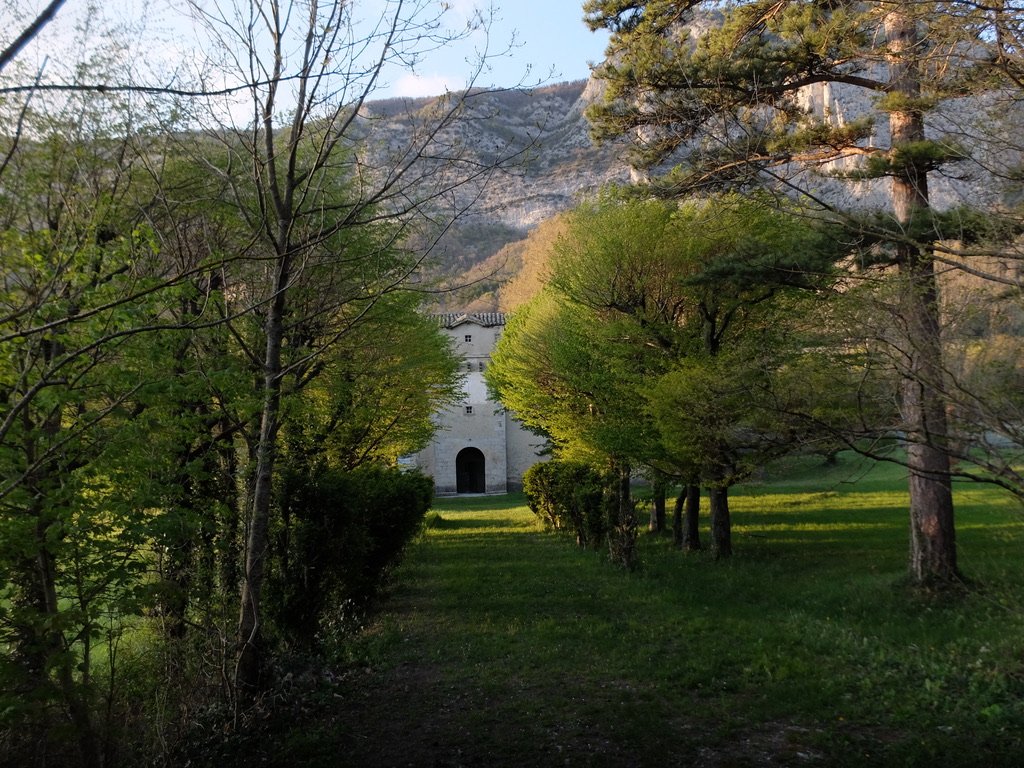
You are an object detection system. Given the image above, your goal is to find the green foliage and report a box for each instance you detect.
[0,216,201,746]
[650,352,763,486]
[844,206,1024,262]
[490,192,843,491]
[522,461,609,548]
[583,0,1005,195]
[767,117,875,156]
[858,139,970,178]
[487,293,649,464]
[0,44,466,764]
[280,293,463,472]
[873,92,940,115]
[490,191,852,561]
[267,466,434,648]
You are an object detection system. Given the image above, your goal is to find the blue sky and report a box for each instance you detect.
[7,1,609,101]
[382,1,611,97]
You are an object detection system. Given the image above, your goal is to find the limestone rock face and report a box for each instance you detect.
[359,74,1020,279]
[357,79,629,271]
[793,76,1021,213]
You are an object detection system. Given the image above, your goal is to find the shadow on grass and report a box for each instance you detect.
[426,514,536,531]
[295,455,1024,768]
[432,491,530,511]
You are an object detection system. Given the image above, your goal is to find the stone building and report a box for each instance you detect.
[408,312,547,495]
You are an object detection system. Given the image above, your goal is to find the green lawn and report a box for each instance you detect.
[209,453,1024,766]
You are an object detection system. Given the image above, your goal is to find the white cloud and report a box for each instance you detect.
[439,0,482,25]
[390,72,456,98]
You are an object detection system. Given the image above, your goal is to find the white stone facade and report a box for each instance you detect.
[410,313,547,495]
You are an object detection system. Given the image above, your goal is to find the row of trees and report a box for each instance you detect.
[0,1,531,765]
[491,0,1024,583]
[488,194,853,565]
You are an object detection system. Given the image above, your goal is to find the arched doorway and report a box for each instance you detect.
[456,447,486,493]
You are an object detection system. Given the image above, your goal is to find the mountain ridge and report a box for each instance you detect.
[361,70,1021,312]
[359,78,631,305]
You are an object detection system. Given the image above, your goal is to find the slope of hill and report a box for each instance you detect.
[359,70,1022,313]
[357,79,631,309]
[363,79,627,230]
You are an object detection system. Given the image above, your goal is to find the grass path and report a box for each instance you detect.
[242,457,1024,766]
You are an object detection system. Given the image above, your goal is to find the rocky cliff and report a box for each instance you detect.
[357,71,1021,310]
[358,79,630,280]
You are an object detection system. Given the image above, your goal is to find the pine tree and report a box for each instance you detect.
[582,0,1024,584]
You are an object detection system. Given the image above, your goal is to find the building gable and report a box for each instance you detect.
[408,311,546,495]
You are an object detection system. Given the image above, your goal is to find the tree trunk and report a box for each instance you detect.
[683,483,701,552]
[673,483,702,551]
[898,259,958,582]
[608,464,638,569]
[21,357,102,767]
[236,259,290,694]
[160,517,192,642]
[193,440,225,611]
[672,486,684,547]
[886,8,959,584]
[219,421,246,598]
[35,515,102,768]
[649,476,666,532]
[709,486,731,559]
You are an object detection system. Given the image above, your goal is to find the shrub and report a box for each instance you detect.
[523,460,608,548]
[268,466,433,647]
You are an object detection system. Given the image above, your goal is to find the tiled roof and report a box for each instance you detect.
[435,312,507,328]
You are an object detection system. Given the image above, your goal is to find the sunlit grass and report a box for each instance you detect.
[263,452,1024,766]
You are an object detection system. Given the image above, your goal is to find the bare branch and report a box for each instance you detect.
[0,0,66,73]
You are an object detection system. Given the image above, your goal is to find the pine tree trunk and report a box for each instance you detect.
[898,257,958,582]
[886,8,959,584]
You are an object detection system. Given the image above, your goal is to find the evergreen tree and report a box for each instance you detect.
[582,0,1024,584]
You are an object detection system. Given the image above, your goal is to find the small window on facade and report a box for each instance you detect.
[479,361,485,371]
[464,334,472,343]
[465,405,473,415]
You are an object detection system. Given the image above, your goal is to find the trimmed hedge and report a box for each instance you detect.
[269,466,433,647]
[522,460,608,549]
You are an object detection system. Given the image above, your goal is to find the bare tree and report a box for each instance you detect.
[169,0,533,694]
[0,0,66,73]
